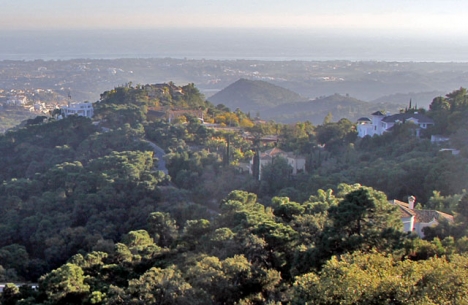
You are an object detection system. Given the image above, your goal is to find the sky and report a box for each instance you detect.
[3,0,468,37]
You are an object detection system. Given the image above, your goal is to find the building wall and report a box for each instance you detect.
[61,102,94,118]
[249,154,306,180]
[372,114,385,135]
[401,216,415,233]
[357,123,373,137]
[414,220,437,238]
[288,156,306,175]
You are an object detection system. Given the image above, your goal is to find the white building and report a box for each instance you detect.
[430,135,450,144]
[390,197,453,238]
[61,102,94,118]
[357,111,434,138]
[249,147,306,180]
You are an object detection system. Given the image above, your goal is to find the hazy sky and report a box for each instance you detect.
[3,0,467,36]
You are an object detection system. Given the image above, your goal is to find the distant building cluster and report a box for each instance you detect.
[357,111,434,138]
[5,95,28,106]
[0,97,95,119]
[2,95,58,114]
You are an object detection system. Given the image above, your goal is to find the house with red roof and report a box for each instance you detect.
[390,196,453,237]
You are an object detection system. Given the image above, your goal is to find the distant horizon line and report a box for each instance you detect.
[1,57,467,64]
[2,27,465,38]
[1,28,467,63]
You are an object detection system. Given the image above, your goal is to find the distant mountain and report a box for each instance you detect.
[207,78,410,124]
[207,78,306,113]
[370,91,445,109]
[262,94,406,124]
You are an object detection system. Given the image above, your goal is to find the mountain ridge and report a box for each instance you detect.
[207,78,306,113]
[208,79,407,124]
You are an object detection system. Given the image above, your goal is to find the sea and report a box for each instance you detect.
[1,28,468,62]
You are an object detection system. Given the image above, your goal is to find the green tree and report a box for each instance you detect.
[271,197,305,223]
[0,244,29,279]
[187,254,281,305]
[322,112,333,124]
[293,252,468,305]
[147,212,178,248]
[0,283,20,305]
[260,156,292,196]
[311,186,402,269]
[39,263,90,304]
[181,219,211,249]
[127,266,199,305]
[315,118,356,154]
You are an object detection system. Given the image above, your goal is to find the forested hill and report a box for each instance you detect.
[370,90,445,108]
[208,79,406,124]
[4,83,468,304]
[0,82,215,282]
[207,78,306,113]
[263,93,405,124]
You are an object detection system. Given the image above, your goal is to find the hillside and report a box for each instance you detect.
[262,94,406,124]
[370,90,445,109]
[207,78,306,113]
[4,84,468,304]
[0,109,35,132]
[207,79,410,124]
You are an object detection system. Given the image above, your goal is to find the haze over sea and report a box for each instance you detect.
[1,28,467,62]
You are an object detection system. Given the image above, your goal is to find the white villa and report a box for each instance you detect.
[357,111,434,138]
[390,197,453,238]
[249,147,306,180]
[60,102,94,118]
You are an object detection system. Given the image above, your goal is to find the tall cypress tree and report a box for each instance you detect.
[252,148,260,180]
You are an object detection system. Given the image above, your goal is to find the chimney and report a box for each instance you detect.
[408,196,416,209]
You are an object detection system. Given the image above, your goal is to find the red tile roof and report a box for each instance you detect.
[390,200,453,224]
[391,200,416,218]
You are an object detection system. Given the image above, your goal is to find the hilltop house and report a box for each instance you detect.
[390,196,453,238]
[60,102,94,118]
[357,111,434,138]
[249,147,306,180]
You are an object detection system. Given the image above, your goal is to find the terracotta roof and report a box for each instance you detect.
[390,200,416,218]
[389,199,453,223]
[391,199,409,208]
[398,206,415,218]
[413,210,454,223]
[261,147,285,157]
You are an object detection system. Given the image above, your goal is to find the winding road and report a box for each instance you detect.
[142,139,168,175]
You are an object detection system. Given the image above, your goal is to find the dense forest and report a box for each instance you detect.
[1,83,468,304]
